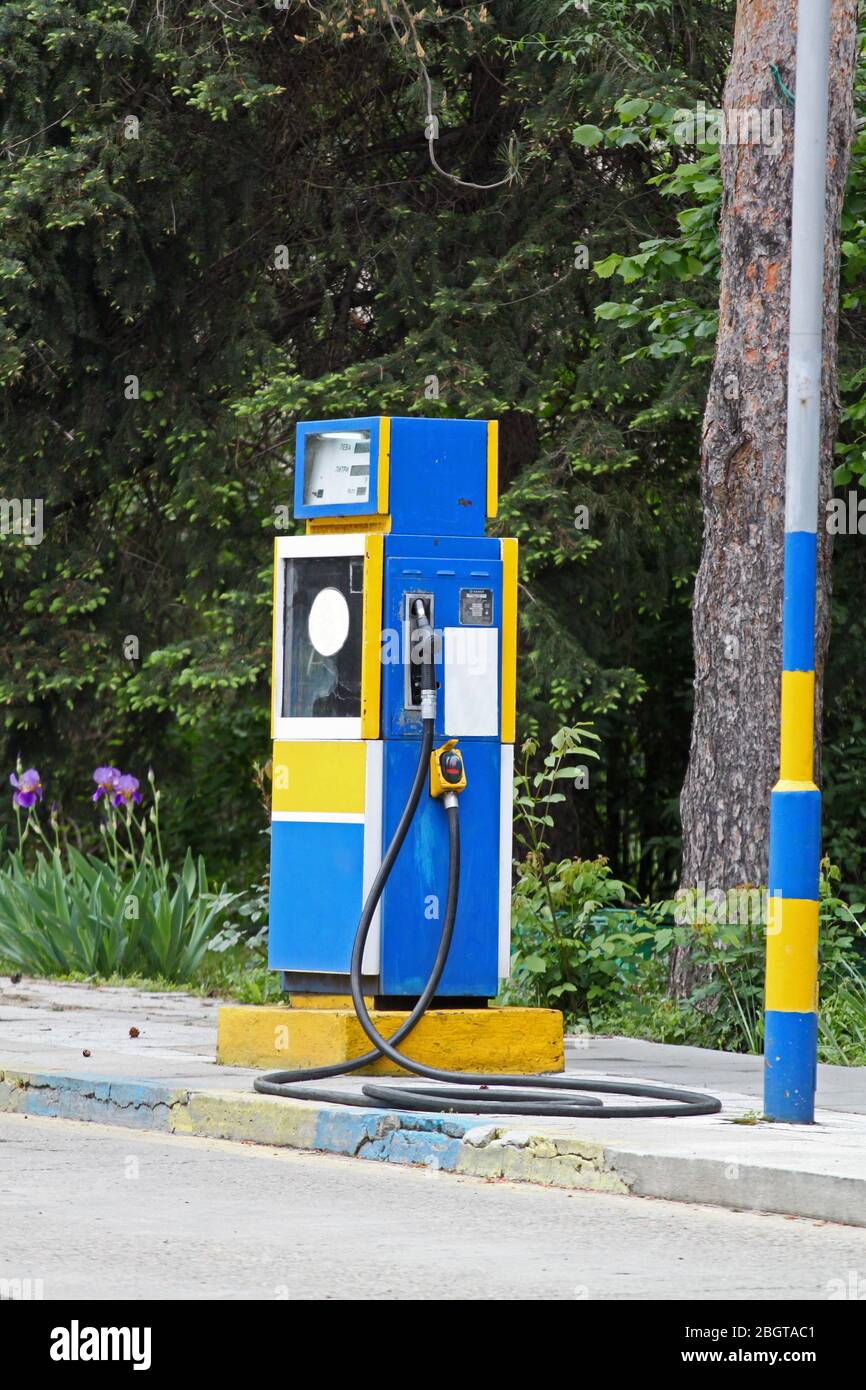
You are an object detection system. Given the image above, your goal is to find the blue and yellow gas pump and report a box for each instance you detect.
[267,415,514,1004]
[218,414,721,1119]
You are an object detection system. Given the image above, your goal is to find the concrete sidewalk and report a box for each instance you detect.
[1,976,865,1227]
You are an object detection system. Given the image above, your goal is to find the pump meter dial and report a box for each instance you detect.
[307,587,350,657]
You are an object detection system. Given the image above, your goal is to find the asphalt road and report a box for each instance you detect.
[2,1112,865,1301]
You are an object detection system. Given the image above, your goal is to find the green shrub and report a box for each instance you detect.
[507,854,657,1021]
[504,725,659,1021]
[0,768,235,982]
[0,843,234,982]
[504,726,866,1064]
[201,873,284,1003]
[815,861,866,1065]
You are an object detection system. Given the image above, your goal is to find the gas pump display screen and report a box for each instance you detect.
[281,555,364,720]
[302,430,371,508]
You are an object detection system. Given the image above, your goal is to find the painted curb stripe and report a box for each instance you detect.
[5,1064,866,1226]
[0,1066,618,1195]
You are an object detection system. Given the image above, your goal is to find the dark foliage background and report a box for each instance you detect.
[1,1,863,893]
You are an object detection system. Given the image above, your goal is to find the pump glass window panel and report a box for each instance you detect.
[281,556,364,720]
[303,430,371,508]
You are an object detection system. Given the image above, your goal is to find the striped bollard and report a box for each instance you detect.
[763,0,830,1124]
[764,531,820,1122]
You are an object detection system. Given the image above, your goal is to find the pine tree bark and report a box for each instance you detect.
[673,0,859,996]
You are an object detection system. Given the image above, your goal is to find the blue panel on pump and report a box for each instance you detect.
[380,739,500,997]
[268,819,364,972]
[384,534,501,562]
[388,417,487,536]
[381,537,502,742]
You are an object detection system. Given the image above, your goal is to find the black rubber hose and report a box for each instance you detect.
[253,715,444,1107]
[346,796,721,1118]
[256,608,721,1120]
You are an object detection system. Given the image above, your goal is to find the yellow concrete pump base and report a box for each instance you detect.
[217,1004,564,1077]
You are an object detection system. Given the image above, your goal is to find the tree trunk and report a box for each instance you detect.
[672,0,859,997]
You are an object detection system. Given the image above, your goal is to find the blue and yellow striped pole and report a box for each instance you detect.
[764,0,831,1124]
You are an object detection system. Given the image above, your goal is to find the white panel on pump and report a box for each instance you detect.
[442,627,498,737]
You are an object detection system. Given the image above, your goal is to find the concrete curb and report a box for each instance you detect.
[614,1150,866,1228]
[2,1063,864,1225]
[0,1064,625,1194]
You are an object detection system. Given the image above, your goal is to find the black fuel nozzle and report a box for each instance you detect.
[409,596,436,712]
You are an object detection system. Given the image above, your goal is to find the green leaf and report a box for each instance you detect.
[593,254,622,279]
[572,124,604,148]
[615,98,650,122]
[519,953,550,974]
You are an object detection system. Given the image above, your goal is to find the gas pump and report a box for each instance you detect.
[267,415,512,1003]
[247,414,721,1119]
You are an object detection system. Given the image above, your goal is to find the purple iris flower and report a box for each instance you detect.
[10,768,43,809]
[92,766,121,803]
[112,773,142,809]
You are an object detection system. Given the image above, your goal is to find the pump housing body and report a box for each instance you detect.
[268,416,516,1002]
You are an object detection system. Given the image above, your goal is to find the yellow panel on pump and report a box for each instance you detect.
[486,419,499,518]
[501,537,518,743]
[361,533,384,738]
[271,742,366,816]
[377,416,391,515]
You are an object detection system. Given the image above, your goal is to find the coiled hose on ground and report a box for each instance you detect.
[255,606,721,1120]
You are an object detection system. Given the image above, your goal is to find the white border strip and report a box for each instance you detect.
[271,810,365,825]
[272,534,367,743]
[361,740,383,974]
[498,743,514,978]
[275,535,367,559]
[273,716,362,741]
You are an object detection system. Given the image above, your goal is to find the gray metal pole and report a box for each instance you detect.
[785,0,831,537]
[763,0,831,1124]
